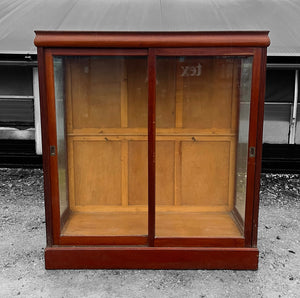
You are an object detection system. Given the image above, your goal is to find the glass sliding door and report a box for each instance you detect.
[53,55,149,238]
[155,56,253,238]
[52,52,254,242]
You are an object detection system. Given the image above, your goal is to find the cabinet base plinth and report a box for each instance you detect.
[45,246,259,270]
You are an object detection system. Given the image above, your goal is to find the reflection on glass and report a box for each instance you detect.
[155,56,253,237]
[53,56,148,237]
[53,57,68,219]
[235,57,253,226]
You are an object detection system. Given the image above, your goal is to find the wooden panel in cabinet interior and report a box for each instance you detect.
[155,57,240,130]
[61,211,242,237]
[64,56,242,134]
[155,212,242,237]
[64,55,239,212]
[156,141,175,205]
[181,58,238,129]
[68,128,236,136]
[65,57,239,136]
[66,136,235,211]
[155,57,239,210]
[69,205,234,213]
[61,212,148,237]
[66,56,149,132]
[156,58,176,128]
[128,140,148,205]
[68,138,149,210]
[180,140,230,206]
[127,58,148,128]
[128,140,176,206]
[66,57,122,129]
[71,140,122,207]
[154,138,236,209]
[65,56,148,212]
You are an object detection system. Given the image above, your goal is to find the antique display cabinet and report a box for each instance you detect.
[34,31,270,269]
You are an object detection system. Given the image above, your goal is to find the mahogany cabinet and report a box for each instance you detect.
[34,31,270,269]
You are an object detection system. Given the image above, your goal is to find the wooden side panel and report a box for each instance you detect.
[45,51,61,244]
[181,141,230,206]
[252,48,268,247]
[38,47,54,246]
[72,140,122,206]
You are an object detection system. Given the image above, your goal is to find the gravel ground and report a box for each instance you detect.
[0,168,299,298]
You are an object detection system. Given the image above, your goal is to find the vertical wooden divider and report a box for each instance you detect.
[121,141,129,207]
[174,141,182,206]
[121,59,129,207]
[148,49,156,246]
[174,62,184,206]
[65,61,75,211]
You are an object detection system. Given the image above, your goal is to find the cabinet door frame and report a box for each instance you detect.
[40,46,266,248]
[150,48,262,247]
[43,48,150,246]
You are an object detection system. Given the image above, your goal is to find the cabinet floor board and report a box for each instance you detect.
[61,211,242,238]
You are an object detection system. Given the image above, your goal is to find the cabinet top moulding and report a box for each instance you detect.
[34,31,270,48]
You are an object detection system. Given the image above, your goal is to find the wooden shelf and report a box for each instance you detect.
[67,128,237,136]
[61,211,242,238]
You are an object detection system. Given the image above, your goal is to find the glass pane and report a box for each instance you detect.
[53,58,68,219]
[53,56,148,237]
[0,66,33,96]
[296,104,300,144]
[265,69,295,103]
[155,56,253,238]
[0,66,33,126]
[264,69,295,144]
[263,103,291,144]
[235,57,253,225]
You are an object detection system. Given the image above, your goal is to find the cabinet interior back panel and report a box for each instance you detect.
[64,56,238,211]
[67,57,122,129]
[181,58,238,129]
[181,141,231,206]
[71,140,122,207]
[128,140,148,205]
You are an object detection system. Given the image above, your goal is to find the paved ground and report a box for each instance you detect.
[0,168,299,298]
